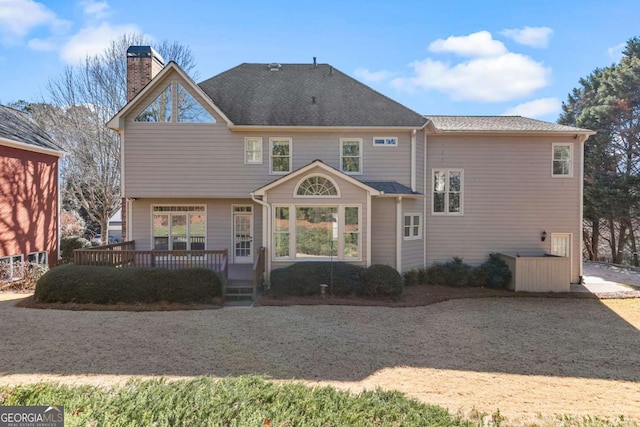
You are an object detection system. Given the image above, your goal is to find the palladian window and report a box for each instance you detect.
[295,175,339,196]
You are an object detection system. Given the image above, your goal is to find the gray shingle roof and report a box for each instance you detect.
[0,105,62,151]
[198,64,427,127]
[425,115,593,133]
[363,181,419,195]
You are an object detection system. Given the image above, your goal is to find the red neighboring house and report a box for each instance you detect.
[0,105,63,281]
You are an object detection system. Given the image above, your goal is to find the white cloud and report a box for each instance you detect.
[503,97,562,118]
[500,26,553,48]
[392,52,551,102]
[0,0,69,43]
[27,37,58,51]
[354,68,393,82]
[428,31,507,57]
[608,42,625,60]
[79,0,109,20]
[60,22,140,63]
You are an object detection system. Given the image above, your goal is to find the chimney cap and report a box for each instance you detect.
[126,46,165,64]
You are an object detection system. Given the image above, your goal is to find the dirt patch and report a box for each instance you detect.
[16,295,222,311]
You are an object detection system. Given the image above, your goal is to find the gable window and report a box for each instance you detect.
[152,205,205,250]
[295,175,339,197]
[177,83,215,122]
[134,82,215,123]
[552,143,572,177]
[404,214,422,240]
[135,84,172,122]
[270,138,292,174]
[340,138,362,174]
[373,136,398,147]
[245,137,263,164]
[0,255,24,282]
[433,169,463,215]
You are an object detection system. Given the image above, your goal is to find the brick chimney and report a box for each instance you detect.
[126,46,165,102]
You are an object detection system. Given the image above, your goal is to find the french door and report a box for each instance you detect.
[233,206,253,263]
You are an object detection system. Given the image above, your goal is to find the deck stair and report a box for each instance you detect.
[224,264,255,305]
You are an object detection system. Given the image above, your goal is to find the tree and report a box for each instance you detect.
[560,37,640,264]
[26,33,198,245]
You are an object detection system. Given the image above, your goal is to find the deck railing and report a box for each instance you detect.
[252,246,266,299]
[74,241,229,281]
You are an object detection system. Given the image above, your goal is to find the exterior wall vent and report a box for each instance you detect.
[268,63,282,71]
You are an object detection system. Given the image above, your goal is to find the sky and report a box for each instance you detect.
[0,0,639,123]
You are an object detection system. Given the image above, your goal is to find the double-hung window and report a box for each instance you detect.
[404,214,422,239]
[270,138,292,174]
[245,137,263,164]
[552,143,572,177]
[340,138,362,174]
[433,169,463,215]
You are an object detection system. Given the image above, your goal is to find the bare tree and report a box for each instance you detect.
[30,33,198,245]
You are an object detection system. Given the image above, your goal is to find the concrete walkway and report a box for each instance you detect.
[576,261,640,295]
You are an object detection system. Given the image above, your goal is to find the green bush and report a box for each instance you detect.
[474,253,512,289]
[34,265,221,304]
[403,269,419,286]
[60,236,92,263]
[270,262,366,297]
[364,264,403,299]
[425,257,474,287]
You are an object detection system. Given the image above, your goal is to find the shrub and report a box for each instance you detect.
[34,265,221,304]
[363,264,403,299]
[425,257,474,287]
[474,253,512,289]
[270,262,366,297]
[59,236,92,263]
[403,269,419,286]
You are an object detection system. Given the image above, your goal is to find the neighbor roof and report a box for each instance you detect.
[199,63,427,127]
[0,105,63,152]
[425,115,594,134]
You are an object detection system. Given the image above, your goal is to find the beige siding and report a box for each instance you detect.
[497,254,571,292]
[371,198,396,268]
[402,197,425,271]
[129,198,263,256]
[425,135,582,283]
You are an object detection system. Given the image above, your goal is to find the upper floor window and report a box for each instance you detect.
[295,175,339,197]
[270,138,292,174]
[552,143,572,177]
[134,82,215,123]
[340,138,362,174]
[373,136,398,147]
[245,137,263,164]
[433,169,463,215]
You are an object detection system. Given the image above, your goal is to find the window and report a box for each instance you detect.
[152,205,205,250]
[404,214,422,240]
[340,138,362,174]
[245,137,263,164]
[134,82,215,123]
[373,136,398,147]
[433,169,463,215]
[134,84,172,122]
[0,255,24,282]
[553,143,572,177]
[295,175,339,197]
[28,251,47,264]
[274,206,290,258]
[270,138,292,174]
[177,83,215,122]
[273,205,360,261]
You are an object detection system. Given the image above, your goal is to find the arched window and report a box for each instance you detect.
[295,175,339,196]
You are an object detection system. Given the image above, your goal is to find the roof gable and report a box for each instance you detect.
[199,63,427,128]
[0,105,63,155]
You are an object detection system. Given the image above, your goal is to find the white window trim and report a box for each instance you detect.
[27,251,48,265]
[432,169,464,216]
[340,138,363,175]
[269,137,292,175]
[552,143,573,178]
[403,213,422,240]
[293,173,341,198]
[244,137,263,165]
[1,254,24,282]
[150,204,207,251]
[272,203,362,262]
[373,136,398,147]
[550,232,573,280]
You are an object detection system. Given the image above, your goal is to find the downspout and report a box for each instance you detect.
[251,192,271,282]
[396,196,402,272]
[411,129,417,192]
[367,192,373,267]
[578,135,587,282]
[423,130,428,269]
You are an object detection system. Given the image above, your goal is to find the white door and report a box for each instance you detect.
[551,233,571,257]
[233,206,253,263]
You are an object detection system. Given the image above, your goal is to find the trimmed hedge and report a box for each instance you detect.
[416,254,512,289]
[270,262,403,298]
[34,265,221,304]
[60,236,92,263]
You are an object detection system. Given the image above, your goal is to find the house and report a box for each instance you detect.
[0,105,63,281]
[107,208,122,243]
[107,46,593,289]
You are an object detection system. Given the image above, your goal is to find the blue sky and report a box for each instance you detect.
[0,0,638,122]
